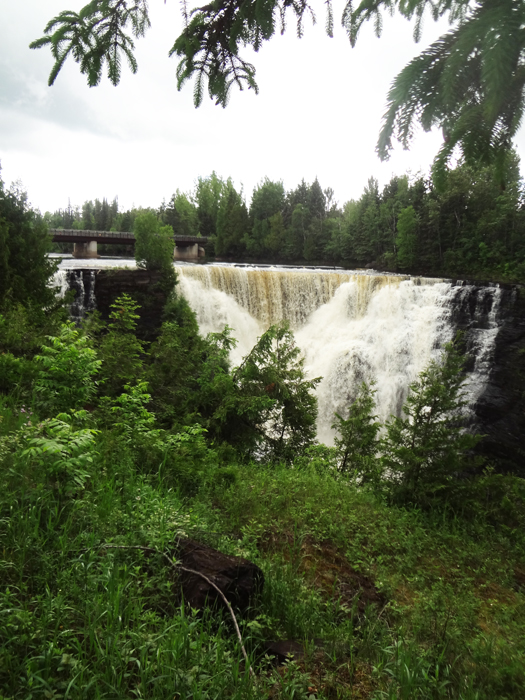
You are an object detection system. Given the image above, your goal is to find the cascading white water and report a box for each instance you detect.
[53,269,71,299]
[296,279,455,443]
[52,268,97,324]
[174,265,502,443]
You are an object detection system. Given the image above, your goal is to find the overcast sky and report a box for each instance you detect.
[1,1,524,215]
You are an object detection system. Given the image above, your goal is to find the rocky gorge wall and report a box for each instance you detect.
[80,268,169,341]
[453,283,525,474]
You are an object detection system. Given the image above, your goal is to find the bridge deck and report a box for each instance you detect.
[49,229,207,246]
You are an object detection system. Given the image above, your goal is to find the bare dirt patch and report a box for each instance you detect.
[261,529,385,613]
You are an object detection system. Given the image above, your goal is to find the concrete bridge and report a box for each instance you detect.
[49,229,207,261]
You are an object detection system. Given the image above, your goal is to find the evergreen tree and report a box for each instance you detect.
[227,324,321,462]
[0,176,58,311]
[285,203,310,260]
[248,178,285,257]
[81,200,95,230]
[94,198,112,231]
[216,184,249,257]
[284,180,310,229]
[332,381,381,485]
[382,336,483,508]
[97,294,146,399]
[308,178,326,222]
[148,296,208,426]
[396,205,418,270]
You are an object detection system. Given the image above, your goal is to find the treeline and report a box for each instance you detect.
[47,156,525,281]
[45,196,130,232]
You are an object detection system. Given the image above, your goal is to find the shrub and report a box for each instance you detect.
[34,322,101,416]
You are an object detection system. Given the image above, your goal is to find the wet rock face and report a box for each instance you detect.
[65,268,169,341]
[94,269,169,342]
[475,288,525,475]
[450,283,525,475]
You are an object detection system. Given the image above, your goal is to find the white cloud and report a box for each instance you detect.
[0,1,521,214]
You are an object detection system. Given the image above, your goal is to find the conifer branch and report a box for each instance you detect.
[31,0,525,177]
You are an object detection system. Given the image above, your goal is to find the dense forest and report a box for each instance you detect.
[47,156,525,282]
[1,168,525,698]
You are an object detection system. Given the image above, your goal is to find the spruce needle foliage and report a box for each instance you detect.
[30,0,150,88]
[218,323,320,461]
[332,380,381,484]
[374,0,525,188]
[382,333,483,507]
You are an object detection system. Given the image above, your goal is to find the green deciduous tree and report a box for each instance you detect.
[133,210,175,273]
[163,189,199,238]
[194,172,227,239]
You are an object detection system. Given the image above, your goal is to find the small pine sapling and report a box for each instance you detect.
[332,381,382,486]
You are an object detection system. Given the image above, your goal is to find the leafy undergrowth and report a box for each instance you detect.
[1,415,524,699]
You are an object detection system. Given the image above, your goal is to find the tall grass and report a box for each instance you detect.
[1,403,524,698]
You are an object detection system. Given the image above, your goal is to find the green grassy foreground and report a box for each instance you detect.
[1,404,524,699]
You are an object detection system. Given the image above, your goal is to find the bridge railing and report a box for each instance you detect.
[48,229,207,244]
[50,229,135,240]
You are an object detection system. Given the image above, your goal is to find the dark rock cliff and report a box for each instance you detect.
[93,269,169,342]
[449,282,525,475]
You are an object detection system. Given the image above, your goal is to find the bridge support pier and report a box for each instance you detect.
[174,243,201,262]
[73,240,98,259]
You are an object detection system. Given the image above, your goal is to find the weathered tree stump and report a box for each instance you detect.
[175,537,264,613]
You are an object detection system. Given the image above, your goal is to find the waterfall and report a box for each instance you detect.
[53,269,97,324]
[53,261,504,445]
[175,265,503,443]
